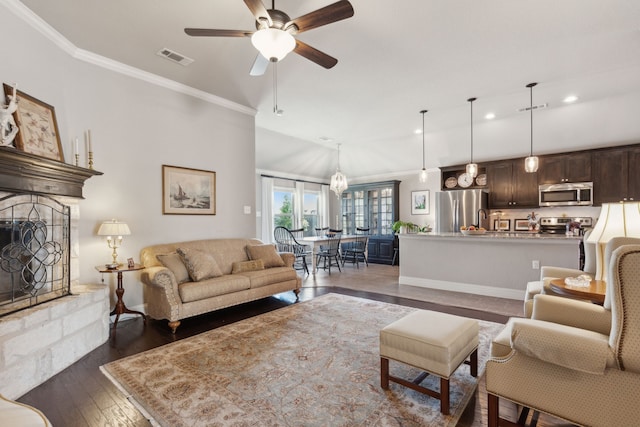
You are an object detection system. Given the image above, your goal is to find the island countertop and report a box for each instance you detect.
[400,232,582,244]
[398,232,583,301]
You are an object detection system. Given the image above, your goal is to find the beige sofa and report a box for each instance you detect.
[140,238,301,333]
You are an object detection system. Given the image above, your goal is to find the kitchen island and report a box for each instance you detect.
[398,232,582,300]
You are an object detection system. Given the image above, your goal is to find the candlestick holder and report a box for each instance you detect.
[88,151,94,170]
[74,153,79,167]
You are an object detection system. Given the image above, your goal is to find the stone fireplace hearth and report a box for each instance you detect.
[0,147,106,399]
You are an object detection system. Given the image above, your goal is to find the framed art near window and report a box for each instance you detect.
[3,84,64,162]
[162,165,216,215]
[411,190,429,215]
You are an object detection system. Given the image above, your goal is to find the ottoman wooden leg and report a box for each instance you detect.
[380,357,389,389]
[440,377,450,415]
[470,348,478,377]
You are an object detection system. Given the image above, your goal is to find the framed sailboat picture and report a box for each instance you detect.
[162,165,216,215]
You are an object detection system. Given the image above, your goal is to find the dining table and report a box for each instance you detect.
[298,234,360,274]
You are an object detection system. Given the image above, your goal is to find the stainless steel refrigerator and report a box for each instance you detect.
[436,189,489,233]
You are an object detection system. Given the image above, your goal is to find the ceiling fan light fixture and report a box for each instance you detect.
[251,28,296,62]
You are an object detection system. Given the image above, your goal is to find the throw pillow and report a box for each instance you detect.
[231,259,265,274]
[156,252,190,284]
[176,247,223,281]
[246,244,285,268]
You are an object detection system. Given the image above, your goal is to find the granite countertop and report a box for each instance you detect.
[399,232,582,241]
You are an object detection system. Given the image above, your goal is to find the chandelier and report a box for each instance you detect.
[330,143,348,197]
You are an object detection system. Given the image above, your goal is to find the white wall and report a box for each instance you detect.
[1,6,256,311]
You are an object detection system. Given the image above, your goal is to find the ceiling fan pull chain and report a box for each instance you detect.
[273,60,278,113]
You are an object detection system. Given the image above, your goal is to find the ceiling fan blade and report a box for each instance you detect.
[185,28,252,37]
[294,40,338,69]
[249,54,270,76]
[286,0,354,33]
[243,0,272,27]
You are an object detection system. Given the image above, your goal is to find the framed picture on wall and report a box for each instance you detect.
[3,84,64,162]
[494,219,511,231]
[411,190,429,215]
[162,165,216,215]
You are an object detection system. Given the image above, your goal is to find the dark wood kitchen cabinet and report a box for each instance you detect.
[538,152,592,184]
[593,145,640,204]
[486,159,539,208]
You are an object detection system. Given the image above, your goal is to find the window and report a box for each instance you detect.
[273,190,294,229]
[303,191,320,236]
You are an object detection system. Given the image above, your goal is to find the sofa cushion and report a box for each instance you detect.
[156,252,190,284]
[236,266,298,289]
[232,259,265,274]
[246,244,285,268]
[178,275,251,303]
[177,247,223,281]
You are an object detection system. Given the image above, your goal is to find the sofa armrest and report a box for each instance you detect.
[531,294,611,335]
[540,266,584,280]
[279,252,295,268]
[140,266,182,302]
[510,318,610,374]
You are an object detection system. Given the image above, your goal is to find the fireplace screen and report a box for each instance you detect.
[0,194,70,317]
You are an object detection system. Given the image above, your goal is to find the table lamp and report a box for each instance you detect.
[586,202,640,280]
[97,219,131,267]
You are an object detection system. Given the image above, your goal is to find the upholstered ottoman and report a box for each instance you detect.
[379,310,479,414]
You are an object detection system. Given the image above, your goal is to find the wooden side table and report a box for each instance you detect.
[96,264,146,334]
[548,278,606,305]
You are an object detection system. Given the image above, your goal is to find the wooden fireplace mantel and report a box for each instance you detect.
[0,146,103,198]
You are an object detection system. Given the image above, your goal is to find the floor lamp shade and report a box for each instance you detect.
[586,202,640,280]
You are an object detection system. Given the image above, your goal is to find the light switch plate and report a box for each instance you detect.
[243,205,251,214]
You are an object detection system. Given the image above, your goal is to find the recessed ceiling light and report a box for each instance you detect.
[563,95,579,103]
[414,129,423,135]
[319,136,333,142]
[485,112,496,120]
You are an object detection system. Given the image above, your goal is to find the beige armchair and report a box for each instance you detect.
[486,244,640,426]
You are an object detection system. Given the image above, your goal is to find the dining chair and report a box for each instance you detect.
[273,226,311,275]
[315,229,342,274]
[342,227,369,268]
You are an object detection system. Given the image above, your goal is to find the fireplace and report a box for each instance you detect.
[0,147,105,399]
[0,194,70,317]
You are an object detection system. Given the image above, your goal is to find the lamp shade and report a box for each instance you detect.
[587,202,640,280]
[251,28,295,62]
[98,220,131,237]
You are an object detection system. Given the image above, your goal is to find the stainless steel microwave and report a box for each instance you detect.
[539,182,593,206]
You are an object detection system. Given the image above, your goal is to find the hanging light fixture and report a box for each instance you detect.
[524,82,539,173]
[418,109,428,183]
[466,97,478,178]
[330,143,348,197]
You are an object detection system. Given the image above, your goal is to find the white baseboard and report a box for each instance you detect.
[399,276,523,300]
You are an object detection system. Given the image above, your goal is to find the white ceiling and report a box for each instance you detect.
[18,0,640,181]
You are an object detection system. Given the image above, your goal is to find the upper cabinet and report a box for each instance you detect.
[537,152,592,185]
[486,159,539,209]
[593,145,640,204]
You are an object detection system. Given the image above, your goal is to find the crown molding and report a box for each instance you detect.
[2,0,256,117]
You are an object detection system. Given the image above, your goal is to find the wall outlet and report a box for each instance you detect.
[532,260,540,270]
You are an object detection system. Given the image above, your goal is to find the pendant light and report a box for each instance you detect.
[330,143,348,197]
[465,97,478,178]
[418,109,428,183]
[524,82,539,173]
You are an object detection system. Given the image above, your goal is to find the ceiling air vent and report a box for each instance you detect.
[157,48,194,66]
[517,103,548,113]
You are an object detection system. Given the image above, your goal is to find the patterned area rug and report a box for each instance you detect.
[100,294,504,426]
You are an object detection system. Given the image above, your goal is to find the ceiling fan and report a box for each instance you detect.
[185,0,354,76]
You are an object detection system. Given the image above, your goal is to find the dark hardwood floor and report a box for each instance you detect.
[17,265,571,426]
